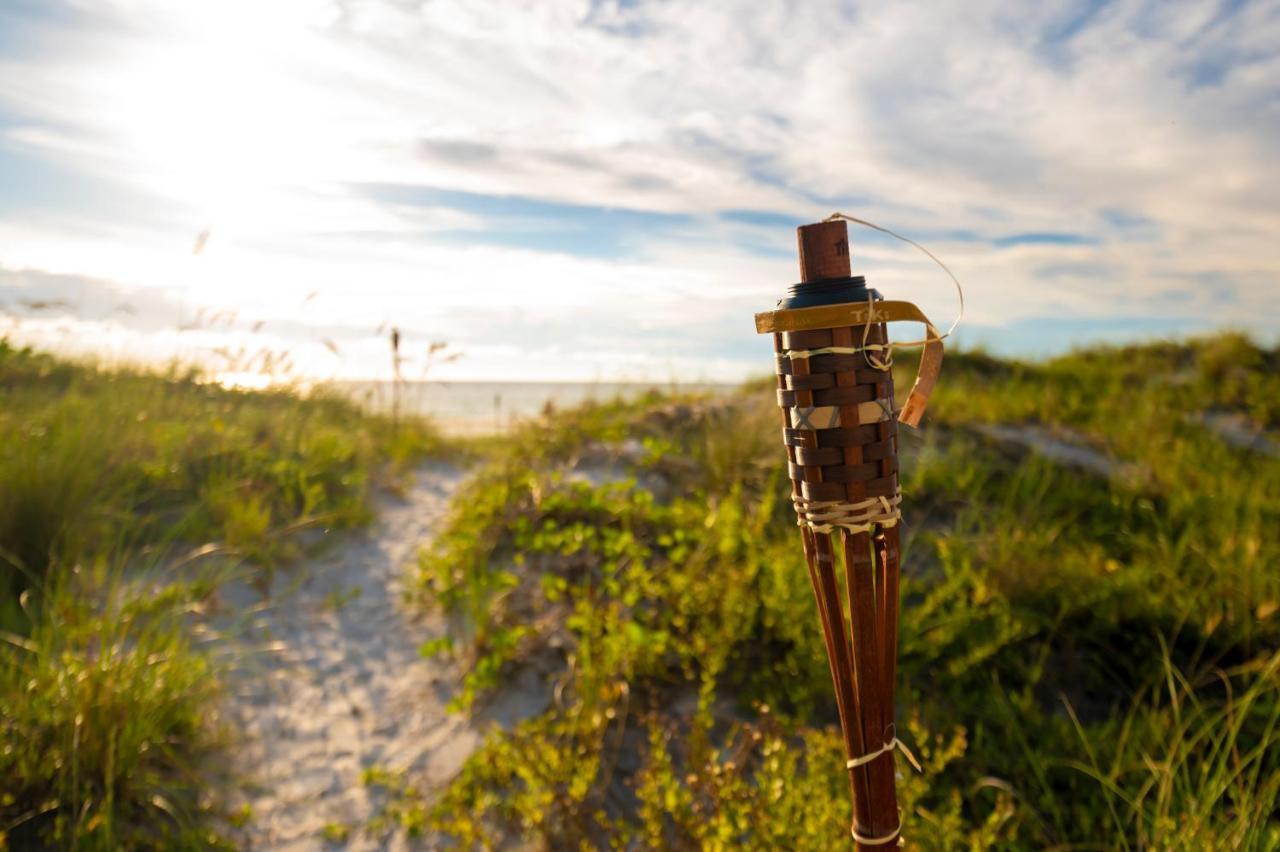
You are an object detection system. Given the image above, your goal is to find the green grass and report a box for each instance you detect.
[0,340,442,630]
[414,334,1280,848]
[0,340,446,848]
[0,560,231,850]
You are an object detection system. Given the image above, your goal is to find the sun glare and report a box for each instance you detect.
[97,5,333,230]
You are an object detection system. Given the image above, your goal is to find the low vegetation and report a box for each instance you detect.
[4,333,1277,848]
[0,340,443,849]
[415,334,1280,848]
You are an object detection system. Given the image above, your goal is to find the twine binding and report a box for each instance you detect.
[845,734,923,773]
[851,821,902,846]
[792,493,901,535]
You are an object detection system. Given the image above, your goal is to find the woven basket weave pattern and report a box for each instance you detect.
[773,324,899,505]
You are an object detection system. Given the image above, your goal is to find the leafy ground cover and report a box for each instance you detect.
[0,341,444,849]
[414,335,1280,849]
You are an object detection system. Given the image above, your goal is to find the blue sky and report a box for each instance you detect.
[1,0,1277,381]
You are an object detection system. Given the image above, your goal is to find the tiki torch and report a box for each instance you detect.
[755,217,945,848]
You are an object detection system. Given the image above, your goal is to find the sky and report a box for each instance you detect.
[0,0,1277,382]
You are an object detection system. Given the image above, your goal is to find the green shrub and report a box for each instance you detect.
[416,338,1280,847]
[0,564,232,850]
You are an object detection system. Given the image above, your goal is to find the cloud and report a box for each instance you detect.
[0,0,1276,380]
[0,266,182,332]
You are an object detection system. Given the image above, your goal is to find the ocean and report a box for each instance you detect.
[331,380,738,434]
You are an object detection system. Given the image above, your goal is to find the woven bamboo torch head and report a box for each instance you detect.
[766,220,901,517]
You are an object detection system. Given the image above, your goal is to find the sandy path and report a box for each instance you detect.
[216,463,533,850]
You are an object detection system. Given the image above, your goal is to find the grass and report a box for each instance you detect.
[0,340,446,849]
[413,334,1280,848]
[1,560,231,850]
[0,340,442,629]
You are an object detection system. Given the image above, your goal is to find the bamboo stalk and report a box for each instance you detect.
[816,532,874,828]
[844,531,898,845]
[880,526,902,737]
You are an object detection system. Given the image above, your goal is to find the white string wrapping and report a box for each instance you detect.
[792,493,901,535]
[783,344,891,360]
[845,737,922,846]
[851,822,901,846]
[845,736,923,772]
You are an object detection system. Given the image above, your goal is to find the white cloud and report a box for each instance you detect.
[0,0,1277,380]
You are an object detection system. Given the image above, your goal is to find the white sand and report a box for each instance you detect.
[217,463,548,850]
[974,422,1144,481]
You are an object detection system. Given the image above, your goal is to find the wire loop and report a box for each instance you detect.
[824,212,965,341]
